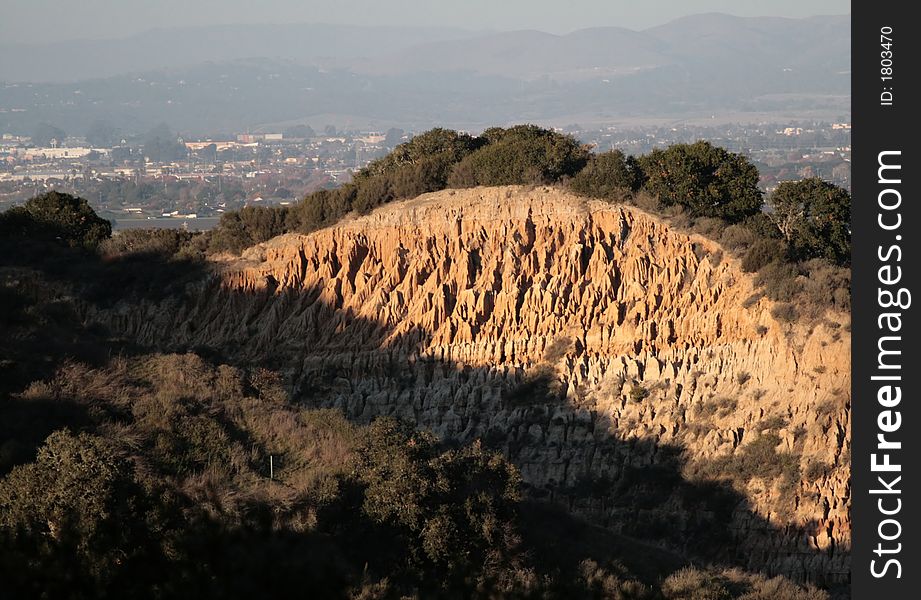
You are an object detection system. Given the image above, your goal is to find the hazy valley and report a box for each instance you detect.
[0,14,849,134]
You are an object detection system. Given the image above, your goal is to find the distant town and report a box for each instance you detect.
[0,120,850,229]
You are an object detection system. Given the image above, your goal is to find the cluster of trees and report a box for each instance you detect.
[636,141,763,223]
[0,191,111,251]
[200,127,850,276]
[447,125,590,188]
[204,126,583,254]
[0,355,614,598]
[767,178,850,265]
[568,142,850,266]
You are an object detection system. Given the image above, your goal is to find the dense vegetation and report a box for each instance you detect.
[0,350,830,600]
[636,141,762,223]
[0,355,531,598]
[0,191,112,251]
[186,126,847,257]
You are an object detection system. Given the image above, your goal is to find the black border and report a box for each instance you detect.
[852,3,919,596]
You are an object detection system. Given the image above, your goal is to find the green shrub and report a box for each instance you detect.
[0,191,111,251]
[207,205,291,253]
[568,150,643,199]
[629,385,650,402]
[768,178,850,265]
[353,417,521,584]
[637,141,763,223]
[357,128,483,187]
[0,430,146,594]
[99,228,196,259]
[741,239,785,273]
[770,303,798,323]
[448,125,590,187]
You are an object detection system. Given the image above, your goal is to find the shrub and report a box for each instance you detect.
[568,150,643,199]
[736,575,830,600]
[691,217,728,239]
[742,293,763,309]
[629,385,650,402]
[758,415,788,431]
[756,262,802,302]
[578,559,651,599]
[800,259,851,313]
[741,239,785,273]
[738,434,798,481]
[768,178,850,265]
[741,212,783,240]
[505,367,558,407]
[99,228,196,259]
[804,460,832,482]
[696,397,737,419]
[357,128,483,188]
[771,303,798,323]
[0,191,111,251]
[719,223,758,250]
[630,191,663,213]
[448,125,590,187]
[207,205,290,253]
[543,336,571,362]
[0,430,146,594]
[352,417,522,585]
[637,141,763,223]
[661,567,731,600]
[353,174,394,214]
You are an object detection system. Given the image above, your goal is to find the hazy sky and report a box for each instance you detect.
[3,0,850,44]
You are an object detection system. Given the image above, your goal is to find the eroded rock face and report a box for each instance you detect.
[98,186,850,583]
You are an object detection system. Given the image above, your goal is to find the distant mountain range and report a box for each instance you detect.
[0,23,475,83]
[0,14,850,135]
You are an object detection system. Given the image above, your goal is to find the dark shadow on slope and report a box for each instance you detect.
[0,237,211,471]
[92,278,847,591]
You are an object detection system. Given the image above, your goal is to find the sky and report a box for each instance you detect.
[3,0,850,44]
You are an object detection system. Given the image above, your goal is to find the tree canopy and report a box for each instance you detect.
[768,178,851,265]
[353,417,521,585]
[637,141,763,222]
[448,125,590,187]
[0,191,111,251]
[567,149,643,199]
